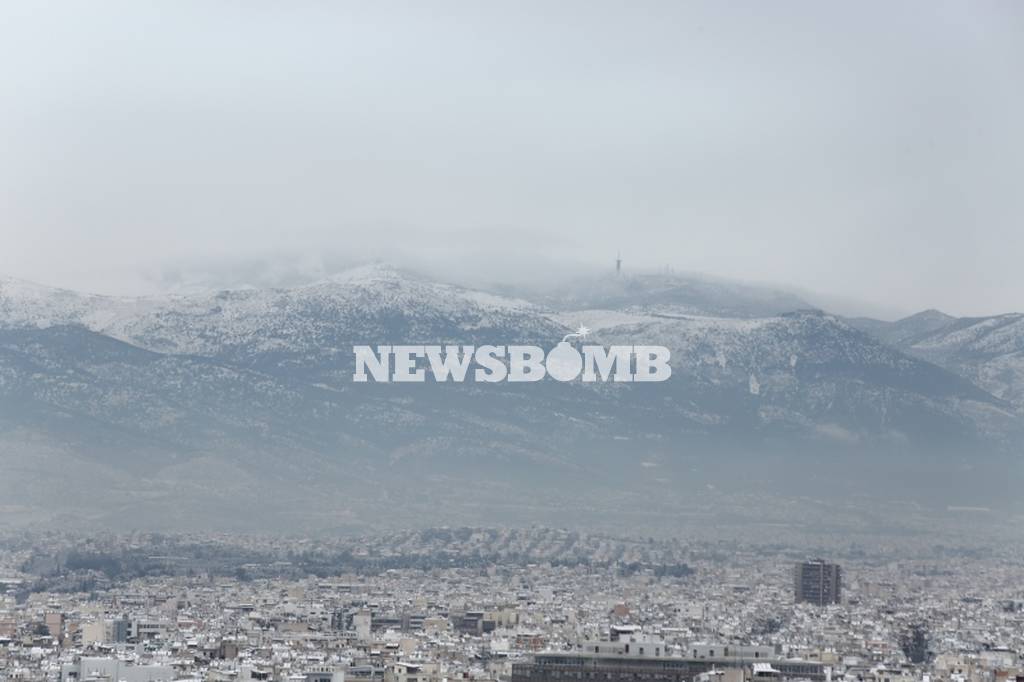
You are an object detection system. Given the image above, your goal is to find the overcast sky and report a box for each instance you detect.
[1,1,1022,317]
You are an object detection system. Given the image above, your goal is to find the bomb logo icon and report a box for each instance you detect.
[546,325,589,382]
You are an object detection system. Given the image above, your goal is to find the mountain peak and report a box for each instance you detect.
[322,262,405,282]
[900,308,955,324]
[302,263,437,291]
[0,274,58,298]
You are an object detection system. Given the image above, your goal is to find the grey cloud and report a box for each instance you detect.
[1,1,1022,316]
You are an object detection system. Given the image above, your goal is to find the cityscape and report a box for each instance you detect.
[1,529,1022,682]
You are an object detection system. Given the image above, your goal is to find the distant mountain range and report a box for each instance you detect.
[1,265,1021,530]
[847,310,1024,413]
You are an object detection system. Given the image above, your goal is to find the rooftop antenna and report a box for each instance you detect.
[616,252,622,276]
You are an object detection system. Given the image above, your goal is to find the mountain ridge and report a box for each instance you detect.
[849,310,1024,413]
[1,265,1022,529]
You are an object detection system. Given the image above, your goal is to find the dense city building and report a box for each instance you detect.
[0,530,1022,682]
[794,560,842,606]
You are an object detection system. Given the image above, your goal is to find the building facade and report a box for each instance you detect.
[794,559,842,605]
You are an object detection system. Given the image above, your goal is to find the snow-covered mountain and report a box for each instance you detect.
[1,266,1021,529]
[846,309,957,347]
[4,265,558,351]
[851,311,1024,413]
[0,275,152,329]
[558,308,1019,447]
[493,270,812,318]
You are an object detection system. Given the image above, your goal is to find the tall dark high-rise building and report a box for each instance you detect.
[794,559,842,605]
